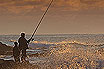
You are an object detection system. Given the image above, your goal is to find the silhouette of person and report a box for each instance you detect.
[13,42,20,63]
[18,33,31,62]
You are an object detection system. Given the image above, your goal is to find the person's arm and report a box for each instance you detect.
[27,39,31,43]
[27,38,34,43]
[18,38,20,43]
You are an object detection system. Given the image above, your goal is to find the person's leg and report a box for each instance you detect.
[14,57,16,62]
[17,56,20,63]
[14,57,18,62]
[21,49,27,62]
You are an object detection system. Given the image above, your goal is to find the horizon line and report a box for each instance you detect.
[0,33,104,35]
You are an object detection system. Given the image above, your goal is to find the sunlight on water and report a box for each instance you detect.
[39,43,104,69]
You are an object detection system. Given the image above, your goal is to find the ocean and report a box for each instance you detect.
[1,34,104,46]
[0,34,104,68]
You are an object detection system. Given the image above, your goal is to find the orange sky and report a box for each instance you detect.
[0,0,104,34]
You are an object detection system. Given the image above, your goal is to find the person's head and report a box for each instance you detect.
[14,42,18,46]
[21,33,25,37]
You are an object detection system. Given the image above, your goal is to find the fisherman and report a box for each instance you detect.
[17,0,53,62]
[13,42,20,63]
[18,33,32,62]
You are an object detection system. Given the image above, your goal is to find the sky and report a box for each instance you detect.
[0,0,104,35]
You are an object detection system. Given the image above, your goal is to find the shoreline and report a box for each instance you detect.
[1,41,104,68]
[0,59,40,69]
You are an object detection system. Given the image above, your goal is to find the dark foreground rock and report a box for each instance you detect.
[0,42,13,55]
[0,59,40,69]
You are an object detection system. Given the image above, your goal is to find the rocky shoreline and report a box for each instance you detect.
[0,42,13,55]
[0,42,45,69]
[1,42,104,69]
[0,59,40,69]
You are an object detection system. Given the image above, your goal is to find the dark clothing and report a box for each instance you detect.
[13,46,20,57]
[22,49,27,57]
[18,37,31,62]
[21,49,27,61]
[18,37,30,50]
[13,46,20,62]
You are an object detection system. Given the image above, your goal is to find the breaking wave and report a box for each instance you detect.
[37,42,104,69]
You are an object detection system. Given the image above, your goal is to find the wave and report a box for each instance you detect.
[31,40,104,47]
[38,41,104,69]
[9,39,104,48]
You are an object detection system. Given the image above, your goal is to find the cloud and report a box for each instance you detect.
[0,0,104,15]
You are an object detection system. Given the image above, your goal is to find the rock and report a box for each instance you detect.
[0,59,4,64]
[0,60,40,69]
[0,42,13,55]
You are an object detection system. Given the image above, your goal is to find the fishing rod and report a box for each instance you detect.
[30,0,54,40]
